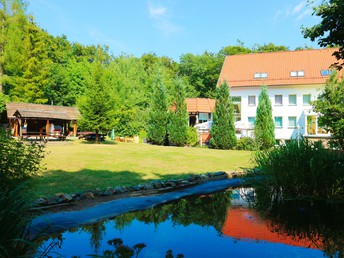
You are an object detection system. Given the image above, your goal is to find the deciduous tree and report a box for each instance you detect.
[313,73,344,149]
[302,0,344,69]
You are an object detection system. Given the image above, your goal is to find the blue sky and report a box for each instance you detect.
[27,0,321,61]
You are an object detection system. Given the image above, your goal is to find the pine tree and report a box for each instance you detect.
[147,70,168,145]
[168,77,189,146]
[254,85,275,149]
[210,82,237,149]
[77,61,115,143]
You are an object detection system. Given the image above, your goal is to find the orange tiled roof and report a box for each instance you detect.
[185,98,215,113]
[218,48,340,87]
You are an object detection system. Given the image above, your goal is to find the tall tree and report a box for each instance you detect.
[252,43,289,53]
[312,73,344,149]
[147,70,168,145]
[302,0,344,69]
[178,51,223,98]
[77,62,115,143]
[210,82,236,149]
[254,85,275,149]
[168,77,189,146]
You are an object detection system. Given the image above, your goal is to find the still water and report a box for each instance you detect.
[37,188,343,257]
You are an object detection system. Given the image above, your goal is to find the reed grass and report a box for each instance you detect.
[253,138,344,201]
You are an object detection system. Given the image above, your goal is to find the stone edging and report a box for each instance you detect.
[34,171,243,208]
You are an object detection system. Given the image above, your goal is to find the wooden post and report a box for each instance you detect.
[46,119,50,140]
[73,121,77,137]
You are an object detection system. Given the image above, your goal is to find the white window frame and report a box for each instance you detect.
[303,94,311,105]
[288,116,297,128]
[248,95,256,106]
[288,94,297,105]
[274,116,283,128]
[275,95,283,106]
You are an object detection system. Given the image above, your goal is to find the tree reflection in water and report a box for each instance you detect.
[253,188,344,257]
[37,188,344,257]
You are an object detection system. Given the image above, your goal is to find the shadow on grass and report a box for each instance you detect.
[31,169,196,198]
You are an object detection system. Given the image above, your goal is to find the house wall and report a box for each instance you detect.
[231,84,326,140]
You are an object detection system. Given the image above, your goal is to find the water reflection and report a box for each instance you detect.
[37,188,344,257]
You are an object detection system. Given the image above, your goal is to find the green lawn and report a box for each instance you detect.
[30,140,254,198]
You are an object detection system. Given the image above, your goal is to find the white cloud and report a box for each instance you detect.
[273,1,312,22]
[147,0,182,36]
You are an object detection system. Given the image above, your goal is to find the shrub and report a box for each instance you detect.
[0,128,45,190]
[253,138,344,201]
[235,137,257,151]
[186,127,199,147]
[0,185,36,257]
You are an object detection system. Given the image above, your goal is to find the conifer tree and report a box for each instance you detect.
[147,70,168,145]
[77,61,115,143]
[210,82,236,149]
[168,77,188,146]
[254,85,275,149]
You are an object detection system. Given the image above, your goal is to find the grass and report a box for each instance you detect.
[30,140,254,198]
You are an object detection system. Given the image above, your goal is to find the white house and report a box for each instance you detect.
[217,48,340,141]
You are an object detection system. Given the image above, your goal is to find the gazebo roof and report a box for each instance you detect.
[6,102,81,120]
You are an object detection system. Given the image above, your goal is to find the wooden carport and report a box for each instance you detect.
[6,102,81,140]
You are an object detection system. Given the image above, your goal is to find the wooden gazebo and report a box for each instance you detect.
[6,102,81,139]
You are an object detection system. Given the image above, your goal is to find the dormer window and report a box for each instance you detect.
[254,72,268,79]
[321,69,333,76]
[290,71,304,77]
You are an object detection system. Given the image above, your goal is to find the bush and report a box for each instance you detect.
[0,185,36,257]
[0,128,45,190]
[235,137,257,151]
[253,138,344,201]
[186,127,199,147]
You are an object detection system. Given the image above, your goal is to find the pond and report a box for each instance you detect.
[34,185,344,258]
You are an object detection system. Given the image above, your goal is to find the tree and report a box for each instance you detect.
[312,73,344,149]
[254,85,275,149]
[252,43,289,53]
[209,82,236,149]
[178,51,223,98]
[77,62,115,143]
[302,0,344,69]
[147,70,168,145]
[168,77,189,146]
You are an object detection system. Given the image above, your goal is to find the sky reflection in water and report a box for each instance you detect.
[38,189,329,258]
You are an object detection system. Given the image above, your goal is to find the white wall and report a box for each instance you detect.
[231,84,324,140]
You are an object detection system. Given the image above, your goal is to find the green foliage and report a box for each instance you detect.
[168,77,189,146]
[312,73,344,149]
[252,42,289,53]
[147,70,168,145]
[210,82,237,149]
[0,128,45,190]
[302,0,344,69]
[186,126,199,147]
[77,62,116,142]
[254,85,275,149]
[254,139,344,201]
[178,51,223,98]
[0,184,36,258]
[235,137,257,151]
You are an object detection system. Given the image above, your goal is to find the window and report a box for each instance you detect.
[248,117,256,125]
[321,69,334,76]
[198,113,208,123]
[288,117,297,128]
[303,94,311,105]
[274,117,283,128]
[290,70,305,77]
[248,95,256,106]
[254,72,268,79]
[288,94,297,105]
[275,95,283,105]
